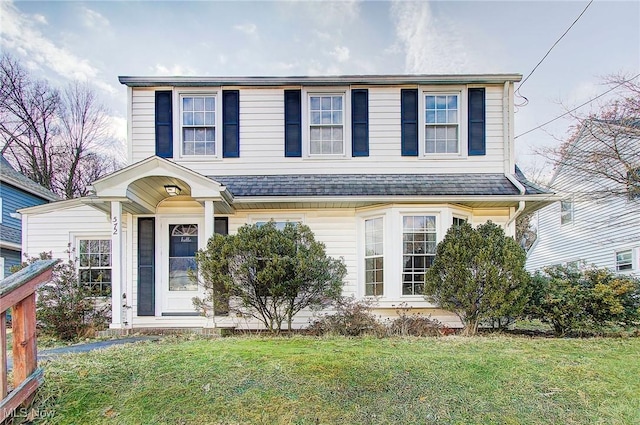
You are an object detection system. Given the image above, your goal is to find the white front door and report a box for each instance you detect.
[159,216,205,315]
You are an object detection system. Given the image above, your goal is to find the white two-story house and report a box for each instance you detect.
[20,74,551,330]
[527,119,640,275]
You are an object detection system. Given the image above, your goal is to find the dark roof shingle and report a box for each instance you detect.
[210,173,551,198]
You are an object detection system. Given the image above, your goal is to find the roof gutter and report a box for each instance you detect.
[505,174,526,228]
[232,194,549,204]
[119,73,523,88]
[502,80,526,230]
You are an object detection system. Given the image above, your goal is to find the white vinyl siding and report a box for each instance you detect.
[130,86,507,173]
[527,196,640,275]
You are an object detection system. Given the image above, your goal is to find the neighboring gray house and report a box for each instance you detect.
[20,74,552,330]
[527,120,640,275]
[0,155,58,278]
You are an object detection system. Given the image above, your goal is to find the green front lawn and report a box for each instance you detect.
[30,336,640,424]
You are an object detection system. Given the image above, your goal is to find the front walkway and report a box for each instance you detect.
[7,336,161,371]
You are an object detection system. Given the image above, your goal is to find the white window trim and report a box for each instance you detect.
[301,87,352,159]
[560,199,574,226]
[418,85,468,160]
[0,197,3,223]
[173,88,222,161]
[0,257,4,280]
[250,214,305,227]
[75,235,113,297]
[615,248,636,272]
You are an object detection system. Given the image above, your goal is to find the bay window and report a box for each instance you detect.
[364,217,384,296]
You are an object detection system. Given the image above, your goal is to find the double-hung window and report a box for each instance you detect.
[364,217,384,296]
[181,95,216,156]
[425,94,459,154]
[616,250,633,271]
[560,200,573,225]
[78,239,112,296]
[402,215,437,295]
[309,94,344,155]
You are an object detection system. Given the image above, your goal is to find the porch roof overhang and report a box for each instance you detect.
[229,194,558,212]
[211,173,557,213]
[86,156,233,214]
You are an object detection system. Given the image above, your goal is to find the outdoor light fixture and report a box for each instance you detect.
[164,185,182,196]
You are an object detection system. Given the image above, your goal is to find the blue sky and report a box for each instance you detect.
[1,0,638,176]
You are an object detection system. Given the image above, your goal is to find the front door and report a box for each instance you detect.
[160,217,204,315]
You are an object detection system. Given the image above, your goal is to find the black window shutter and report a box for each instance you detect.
[351,89,369,157]
[222,90,240,158]
[155,91,173,158]
[284,90,302,157]
[468,88,486,156]
[137,217,155,316]
[401,89,418,156]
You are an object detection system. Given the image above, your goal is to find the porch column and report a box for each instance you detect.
[204,200,215,242]
[203,199,215,328]
[110,201,123,328]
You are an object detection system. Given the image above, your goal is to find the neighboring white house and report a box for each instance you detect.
[527,119,640,276]
[20,74,552,330]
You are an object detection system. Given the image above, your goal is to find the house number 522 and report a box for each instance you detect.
[113,216,118,235]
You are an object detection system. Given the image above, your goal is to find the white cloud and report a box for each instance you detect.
[153,64,198,76]
[234,23,258,36]
[33,14,47,25]
[390,1,473,74]
[0,2,117,94]
[329,46,350,63]
[81,6,110,29]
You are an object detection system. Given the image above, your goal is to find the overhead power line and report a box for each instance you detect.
[515,0,594,106]
[514,73,640,139]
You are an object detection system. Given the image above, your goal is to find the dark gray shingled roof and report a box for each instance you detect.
[0,156,59,201]
[210,173,551,198]
[514,166,549,195]
[0,225,21,245]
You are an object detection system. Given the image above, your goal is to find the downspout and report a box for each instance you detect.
[503,80,526,229]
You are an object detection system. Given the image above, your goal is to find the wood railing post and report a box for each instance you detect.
[12,293,37,386]
[1,311,6,399]
[0,259,58,422]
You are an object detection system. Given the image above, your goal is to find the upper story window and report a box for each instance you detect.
[309,94,345,156]
[560,200,573,225]
[181,95,216,156]
[616,249,633,272]
[402,215,437,296]
[425,94,459,154]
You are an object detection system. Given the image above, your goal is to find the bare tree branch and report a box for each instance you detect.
[0,54,121,198]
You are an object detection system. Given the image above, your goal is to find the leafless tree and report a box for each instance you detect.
[0,55,59,191]
[543,73,640,201]
[0,54,121,198]
[55,81,120,198]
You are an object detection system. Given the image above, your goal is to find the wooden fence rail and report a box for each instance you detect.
[0,259,58,423]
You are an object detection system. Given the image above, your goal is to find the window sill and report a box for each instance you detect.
[304,154,351,160]
[177,155,223,161]
[419,154,467,160]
